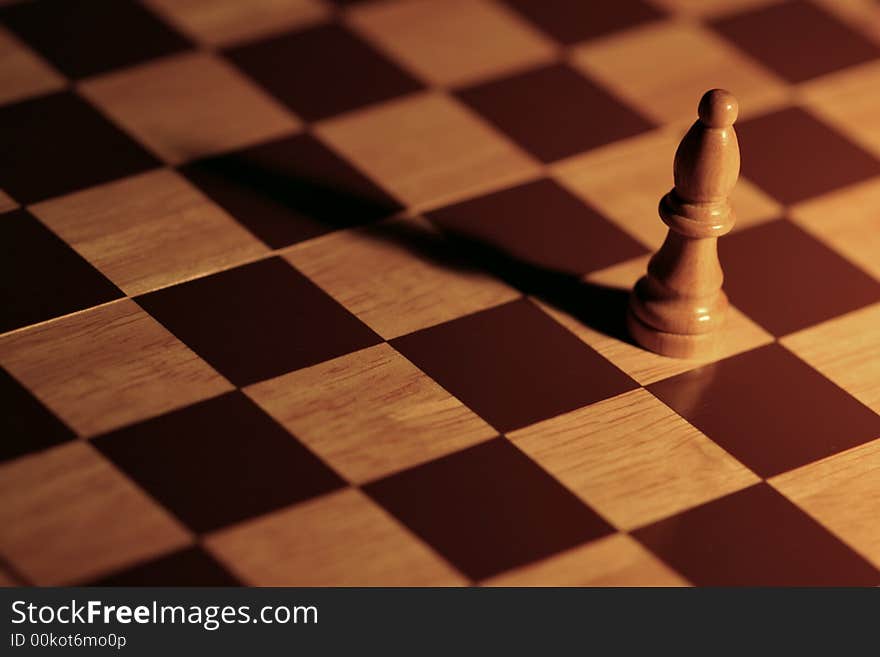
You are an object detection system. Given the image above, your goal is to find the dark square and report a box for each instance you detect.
[427,178,647,276]
[92,392,345,533]
[364,437,614,581]
[634,484,880,586]
[0,367,76,462]
[0,92,160,204]
[179,134,401,249]
[135,257,381,386]
[648,344,880,478]
[0,0,192,79]
[1,209,123,333]
[736,107,880,205]
[391,298,637,432]
[88,547,240,587]
[710,1,880,84]
[721,220,880,336]
[456,64,654,163]
[225,23,423,122]
[504,0,664,45]
[85,546,241,586]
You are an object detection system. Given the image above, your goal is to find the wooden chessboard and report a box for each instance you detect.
[2,0,880,587]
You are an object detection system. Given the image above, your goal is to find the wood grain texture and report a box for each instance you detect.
[283,217,519,339]
[205,488,467,586]
[535,256,773,385]
[0,25,65,105]
[781,302,880,414]
[0,299,232,437]
[314,91,542,210]
[245,343,496,484]
[509,388,758,530]
[30,169,269,296]
[790,174,880,281]
[79,52,300,164]
[799,59,880,160]
[483,533,689,586]
[346,0,556,87]
[0,442,191,585]
[570,20,787,125]
[2,0,878,588]
[770,439,880,569]
[551,128,781,250]
[144,0,330,46]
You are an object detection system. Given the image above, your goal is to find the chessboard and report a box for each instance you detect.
[2,0,880,588]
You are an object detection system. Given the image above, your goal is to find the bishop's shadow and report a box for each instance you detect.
[186,149,636,345]
[364,218,635,345]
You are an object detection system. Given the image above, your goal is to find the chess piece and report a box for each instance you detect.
[627,89,740,359]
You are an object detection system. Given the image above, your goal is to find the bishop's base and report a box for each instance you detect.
[626,307,722,360]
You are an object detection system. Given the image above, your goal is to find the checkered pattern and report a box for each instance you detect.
[2,0,880,587]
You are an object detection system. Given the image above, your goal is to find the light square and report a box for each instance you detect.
[770,439,880,570]
[346,0,556,87]
[144,0,330,46]
[483,533,688,586]
[0,299,233,437]
[570,20,787,126]
[551,128,782,250]
[79,51,300,164]
[780,302,880,414]
[535,256,773,385]
[283,217,519,338]
[314,91,541,210]
[789,175,880,280]
[0,25,65,105]
[30,169,269,296]
[509,388,759,530]
[812,0,880,46]
[206,488,466,585]
[799,59,880,160]
[245,342,496,483]
[0,442,191,585]
[0,189,17,214]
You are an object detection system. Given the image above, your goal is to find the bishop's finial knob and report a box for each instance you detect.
[698,89,738,128]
